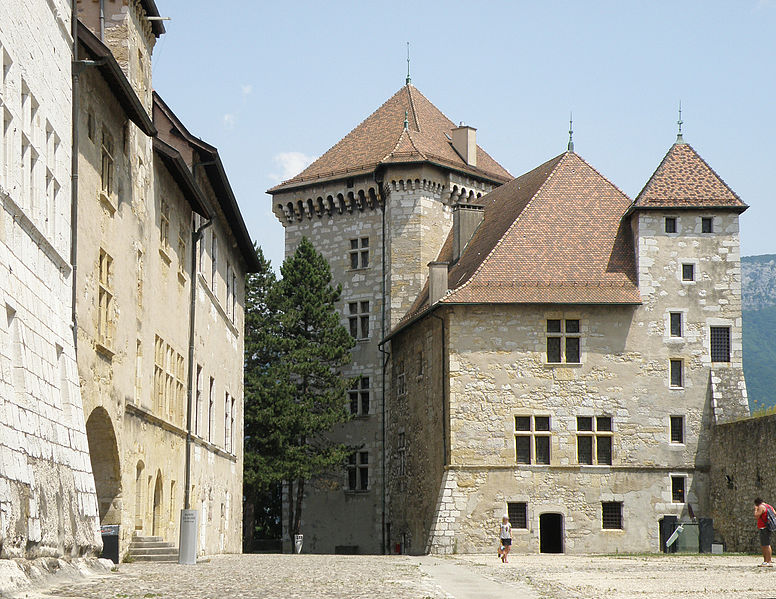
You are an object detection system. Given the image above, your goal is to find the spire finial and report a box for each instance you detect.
[406,42,411,85]
[567,112,574,152]
[676,101,684,143]
[404,109,409,130]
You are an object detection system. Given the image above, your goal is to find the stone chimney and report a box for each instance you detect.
[451,125,477,167]
[428,262,449,305]
[452,203,484,262]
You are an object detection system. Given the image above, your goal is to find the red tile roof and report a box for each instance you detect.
[635,141,747,210]
[398,151,641,328]
[268,84,511,192]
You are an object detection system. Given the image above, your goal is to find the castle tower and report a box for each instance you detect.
[268,82,510,553]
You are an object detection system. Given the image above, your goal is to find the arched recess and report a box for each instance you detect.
[134,460,145,531]
[85,407,121,524]
[152,471,163,537]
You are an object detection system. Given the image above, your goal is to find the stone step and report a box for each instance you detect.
[131,535,163,543]
[128,547,179,556]
[130,553,179,562]
[129,541,173,549]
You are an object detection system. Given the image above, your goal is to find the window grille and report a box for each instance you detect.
[710,326,731,362]
[507,502,528,529]
[602,502,622,529]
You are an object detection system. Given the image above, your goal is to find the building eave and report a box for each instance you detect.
[153,138,210,218]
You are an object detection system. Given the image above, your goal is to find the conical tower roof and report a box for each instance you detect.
[268,84,511,192]
[635,142,747,211]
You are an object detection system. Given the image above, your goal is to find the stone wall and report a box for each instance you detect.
[0,0,102,559]
[710,415,776,552]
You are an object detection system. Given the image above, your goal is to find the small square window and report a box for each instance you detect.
[665,217,677,234]
[565,319,580,334]
[596,416,612,432]
[577,416,593,432]
[701,217,713,233]
[682,263,695,282]
[669,312,682,337]
[670,416,684,444]
[670,359,683,388]
[602,502,623,529]
[515,416,531,432]
[547,319,561,333]
[507,502,528,529]
[534,416,550,431]
[671,476,685,503]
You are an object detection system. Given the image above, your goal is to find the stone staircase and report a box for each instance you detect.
[127,535,179,562]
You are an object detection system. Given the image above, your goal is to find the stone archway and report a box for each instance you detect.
[85,407,121,524]
[152,471,163,537]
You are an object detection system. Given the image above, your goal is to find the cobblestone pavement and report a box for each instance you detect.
[19,553,776,599]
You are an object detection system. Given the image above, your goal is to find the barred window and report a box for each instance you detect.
[507,502,528,529]
[670,416,684,444]
[669,312,682,337]
[515,415,551,465]
[682,263,695,282]
[602,502,622,529]
[670,359,683,388]
[665,217,677,233]
[671,476,686,503]
[710,326,731,362]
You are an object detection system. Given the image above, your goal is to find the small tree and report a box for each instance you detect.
[243,238,354,550]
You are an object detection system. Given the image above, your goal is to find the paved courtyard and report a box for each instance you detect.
[18,553,776,599]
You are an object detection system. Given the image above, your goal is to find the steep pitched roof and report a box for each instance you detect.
[635,141,747,210]
[398,152,640,329]
[268,84,511,192]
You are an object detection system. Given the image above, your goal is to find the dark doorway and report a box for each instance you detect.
[85,407,121,524]
[540,513,563,553]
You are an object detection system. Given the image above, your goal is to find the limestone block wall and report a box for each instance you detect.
[709,415,776,552]
[0,0,102,559]
[274,176,384,553]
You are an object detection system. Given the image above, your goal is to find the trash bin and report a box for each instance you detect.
[100,525,120,564]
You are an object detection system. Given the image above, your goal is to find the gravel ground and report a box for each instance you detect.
[15,552,776,599]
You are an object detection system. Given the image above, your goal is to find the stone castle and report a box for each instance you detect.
[270,81,749,554]
[0,0,256,562]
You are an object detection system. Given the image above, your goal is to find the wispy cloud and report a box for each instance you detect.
[223,113,236,129]
[241,84,253,98]
[269,151,316,182]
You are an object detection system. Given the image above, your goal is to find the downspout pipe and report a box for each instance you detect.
[375,168,388,554]
[99,0,105,41]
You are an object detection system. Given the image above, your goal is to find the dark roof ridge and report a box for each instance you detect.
[407,84,421,131]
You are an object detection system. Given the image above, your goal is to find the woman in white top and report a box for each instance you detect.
[498,515,512,563]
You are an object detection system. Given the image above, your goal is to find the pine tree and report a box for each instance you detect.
[243,238,354,550]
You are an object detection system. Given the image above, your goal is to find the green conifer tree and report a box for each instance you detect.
[243,239,354,550]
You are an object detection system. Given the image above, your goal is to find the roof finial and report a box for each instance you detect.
[404,109,409,130]
[676,101,684,143]
[406,42,411,85]
[567,112,574,152]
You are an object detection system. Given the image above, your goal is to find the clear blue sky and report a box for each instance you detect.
[152,0,775,271]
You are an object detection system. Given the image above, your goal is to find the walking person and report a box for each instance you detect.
[754,497,774,567]
[498,515,512,563]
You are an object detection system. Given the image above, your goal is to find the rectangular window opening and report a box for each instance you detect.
[507,502,528,529]
[670,359,683,388]
[670,416,684,444]
[665,217,677,234]
[710,326,731,363]
[682,263,695,282]
[602,502,623,529]
[701,217,713,233]
[669,312,682,337]
[671,476,686,503]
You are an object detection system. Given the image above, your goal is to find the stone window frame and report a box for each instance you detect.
[348,236,370,270]
[701,216,714,234]
[346,450,369,492]
[177,226,188,281]
[99,128,115,210]
[668,311,683,339]
[576,415,613,466]
[679,260,697,284]
[669,358,684,389]
[601,501,623,530]
[97,249,114,353]
[396,360,406,397]
[514,415,551,465]
[670,474,687,503]
[347,299,370,341]
[545,317,582,365]
[709,325,731,363]
[416,348,424,378]
[669,415,685,445]
[664,216,678,234]
[348,375,370,417]
[397,431,406,478]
